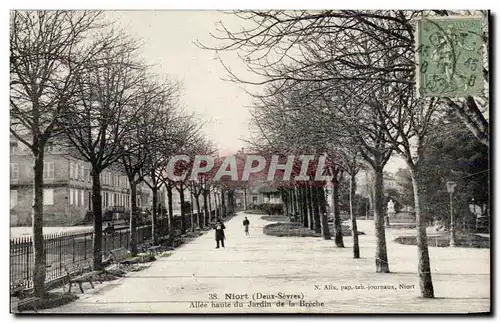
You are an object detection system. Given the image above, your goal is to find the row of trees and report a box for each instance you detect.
[10,10,232,298]
[200,10,489,299]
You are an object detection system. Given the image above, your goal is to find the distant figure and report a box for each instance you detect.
[386,199,396,226]
[214,218,226,249]
[243,217,250,236]
[387,199,396,215]
[104,222,115,235]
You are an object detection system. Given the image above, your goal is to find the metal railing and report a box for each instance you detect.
[10,210,219,294]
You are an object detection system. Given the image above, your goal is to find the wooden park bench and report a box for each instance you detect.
[108,247,136,268]
[146,245,162,255]
[64,263,103,294]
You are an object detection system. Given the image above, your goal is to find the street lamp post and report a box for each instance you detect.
[446,181,457,247]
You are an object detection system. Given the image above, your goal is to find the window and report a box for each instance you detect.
[10,163,19,180]
[80,165,85,181]
[44,144,53,153]
[10,190,18,208]
[80,189,84,206]
[43,162,55,179]
[43,189,54,206]
[70,188,74,205]
[69,162,74,179]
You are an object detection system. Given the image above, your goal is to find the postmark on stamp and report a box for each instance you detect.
[416,16,484,97]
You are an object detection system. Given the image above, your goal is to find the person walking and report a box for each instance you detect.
[243,217,250,236]
[214,218,226,248]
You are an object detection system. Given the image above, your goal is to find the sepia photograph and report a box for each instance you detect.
[8,6,491,314]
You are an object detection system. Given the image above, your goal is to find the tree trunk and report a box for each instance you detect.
[282,190,288,216]
[151,186,158,244]
[32,148,46,297]
[292,187,296,223]
[221,190,227,218]
[203,190,209,227]
[318,186,331,240]
[350,171,360,259]
[179,185,186,233]
[243,188,247,211]
[91,168,104,271]
[367,186,374,220]
[208,190,213,222]
[301,186,308,228]
[214,193,220,219]
[312,185,321,233]
[190,188,195,232]
[410,167,435,298]
[129,180,138,256]
[229,190,235,214]
[167,185,174,237]
[291,188,297,221]
[307,183,314,230]
[195,193,202,229]
[331,178,345,247]
[374,168,389,272]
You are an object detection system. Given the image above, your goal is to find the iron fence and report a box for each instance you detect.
[10,210,218,294]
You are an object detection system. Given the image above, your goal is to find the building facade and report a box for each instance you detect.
[10,137,148,227]
[234,185,282,210]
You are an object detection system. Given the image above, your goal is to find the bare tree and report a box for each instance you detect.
[118,79,179,255]
[141,100,184,242]
[10,10,108,296]
[376,83,440,298]
[60,33,147,269]
[199,10,488,146]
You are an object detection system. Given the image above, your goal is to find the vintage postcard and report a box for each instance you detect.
[9,9,491,314]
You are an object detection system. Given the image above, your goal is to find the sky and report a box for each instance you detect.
[105,11,252,156]
[104,10,407,173]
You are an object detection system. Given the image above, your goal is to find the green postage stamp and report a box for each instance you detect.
[416,16,485,97]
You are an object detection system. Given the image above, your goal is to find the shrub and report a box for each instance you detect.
[256,203,283,215]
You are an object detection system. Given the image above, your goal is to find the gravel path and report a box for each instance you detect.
[41,212,490,313]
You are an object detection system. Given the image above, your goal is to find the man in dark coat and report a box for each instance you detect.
[214,218,226,248]
[243,217,250,236]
